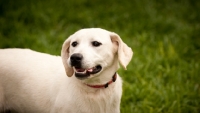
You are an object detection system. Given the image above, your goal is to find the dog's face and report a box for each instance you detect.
[61,28,133,80]
[67,30,117,79]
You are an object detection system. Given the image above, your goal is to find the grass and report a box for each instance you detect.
[0,0,200,112]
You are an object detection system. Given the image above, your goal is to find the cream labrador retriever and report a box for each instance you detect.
[0,28,133,113]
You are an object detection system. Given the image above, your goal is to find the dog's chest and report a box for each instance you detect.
[72,89,119,113]
[53,87,120,113]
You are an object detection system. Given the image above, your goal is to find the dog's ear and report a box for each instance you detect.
[61,35,74,77]
[110,32,133,70]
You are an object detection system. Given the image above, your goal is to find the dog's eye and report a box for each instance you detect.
[71,41,78,47]
[92,41,102,47]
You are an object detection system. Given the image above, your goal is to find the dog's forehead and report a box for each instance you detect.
[72,28,111,42]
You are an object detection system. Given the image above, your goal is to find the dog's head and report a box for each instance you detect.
[61,28,133,79]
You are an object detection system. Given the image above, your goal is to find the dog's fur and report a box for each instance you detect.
[0,28,133,113]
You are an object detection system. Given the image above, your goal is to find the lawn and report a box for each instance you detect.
[0,0,200,112]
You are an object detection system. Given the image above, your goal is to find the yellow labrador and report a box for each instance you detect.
[0,28,133,113]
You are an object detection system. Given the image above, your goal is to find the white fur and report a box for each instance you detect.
[0,28,133,113]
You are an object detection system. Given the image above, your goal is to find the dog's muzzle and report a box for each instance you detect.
[70,53,102,79]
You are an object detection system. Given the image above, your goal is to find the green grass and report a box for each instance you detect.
[0,0,200,112]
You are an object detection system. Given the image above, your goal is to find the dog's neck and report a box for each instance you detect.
[85,72,117,88]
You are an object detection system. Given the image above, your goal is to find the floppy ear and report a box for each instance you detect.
[110,32,133,70]
[61,35,74,77]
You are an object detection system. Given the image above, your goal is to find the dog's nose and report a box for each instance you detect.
[70,53,83,67]
[71,53,83,62]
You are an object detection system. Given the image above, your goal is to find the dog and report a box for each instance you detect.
[0,28,133,113]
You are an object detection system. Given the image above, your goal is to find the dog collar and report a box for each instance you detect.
[85,73,117,88]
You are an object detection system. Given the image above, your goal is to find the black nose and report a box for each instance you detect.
[70,53,83,67]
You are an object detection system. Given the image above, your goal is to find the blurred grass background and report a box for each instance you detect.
[0,0,200,112]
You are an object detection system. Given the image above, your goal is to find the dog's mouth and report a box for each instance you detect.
[74,65,102,79]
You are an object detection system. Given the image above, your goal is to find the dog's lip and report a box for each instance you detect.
[73,65,102,79]
[74,65,102,74]
[75,68,86,73]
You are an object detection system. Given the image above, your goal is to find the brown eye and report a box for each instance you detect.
[71,41,78,47]
[92,41,102,47]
